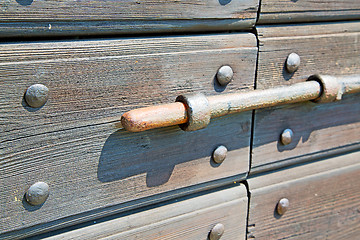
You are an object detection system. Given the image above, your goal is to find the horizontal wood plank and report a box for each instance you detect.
[38,185,247,239]
[0,0,258,37]
[248,150,360,239]
[252,93,360,173]
[252,22,360,172]
[256,22,360,89]
[0,33,256,238]
[258,0,360,23]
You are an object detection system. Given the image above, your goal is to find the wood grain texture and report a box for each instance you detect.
[252,93,360,173]
[256,22,360,89]
[252,22,360,172]
[248,150,360,239]
[0,33,256,239]
[37,185,248,239]
[258,0,360,24]
[0,0,258,37]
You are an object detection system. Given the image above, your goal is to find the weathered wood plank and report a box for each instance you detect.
[257,22,360,89]
[0,0,258,37]
[35,185,248,239]
[252,93,360,173]
[0,33,256,238]
[248,150,360,239]
[252,22,360,172]
[258,0,360,24]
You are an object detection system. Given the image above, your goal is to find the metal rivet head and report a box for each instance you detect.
[216,65,233,86]
[280,128,293,145]
[213,145,227,164]
[209,223,224,240]
[25,182,49,206]
[286,53,300,73]
[25,84,49,108]
[277,198,290,215]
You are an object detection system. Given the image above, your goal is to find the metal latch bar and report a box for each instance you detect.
[121,74,360,132]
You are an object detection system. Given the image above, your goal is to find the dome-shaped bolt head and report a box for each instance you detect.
[281,128,294,145]
[216,65,233,86]
[25,84,49,108]
[25,182,49,206]
[277,198,290,215]
[286,53,301,73]
[209,223,225,240]
[213,145,228,164]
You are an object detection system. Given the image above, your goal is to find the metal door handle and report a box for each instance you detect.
[121,74,360,132]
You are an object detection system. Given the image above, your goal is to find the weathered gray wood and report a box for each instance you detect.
[0,0,258,37]
[257,22,360,89]
[0,33,256,239]
[0,20,253,38]
[252,22,360,173]
[252,94,360,173]
[248,150,360,239]
[36,185,248,239]
[258,0,360,24]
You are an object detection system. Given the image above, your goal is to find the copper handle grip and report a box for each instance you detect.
[121,74,360,132]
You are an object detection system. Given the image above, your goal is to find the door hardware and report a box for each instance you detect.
[121,74,360,132]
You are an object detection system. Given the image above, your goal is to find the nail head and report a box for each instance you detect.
[25,182,49,206]
[209,223,225,240]
[216,65,233,86]
[286,53,300,73]
[213,145,227,164]
[277,198,290,215]
[281,128,293,145]
[25,84,49,108]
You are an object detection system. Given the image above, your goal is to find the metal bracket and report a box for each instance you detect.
[308,74,343,103]
[176,93,211,131]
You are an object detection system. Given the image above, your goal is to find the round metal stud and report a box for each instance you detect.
[25,84,49,108]
[286,53,301,73]
[216,65,233,86]
[213,145,228,164]
[281,128,293,145]
[277,198,290,215]
[176,93,211,131]
[25,182,49,206]
[209,223,225,240]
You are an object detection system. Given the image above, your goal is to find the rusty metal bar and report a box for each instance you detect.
[339,74,360,94]
[121,74,360,132]
[121,102,188,132]
[207,81,320,119]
